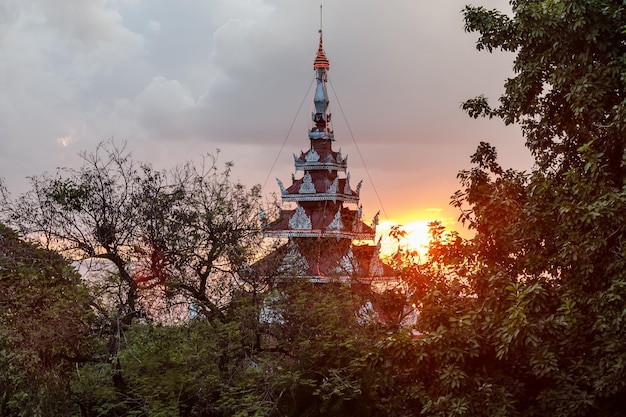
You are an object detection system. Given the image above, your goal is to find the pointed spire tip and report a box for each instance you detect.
[313,4,329,70]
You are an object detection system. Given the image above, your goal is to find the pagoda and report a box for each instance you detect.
[262,28,389,283]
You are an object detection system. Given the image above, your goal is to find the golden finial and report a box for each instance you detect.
[313,4,330,70]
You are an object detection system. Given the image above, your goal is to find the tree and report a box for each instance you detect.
[1,141,265,412]
[345,2,626,416]
[0,223,94,416]
[2,142,146,323]
[132,154,264,322]
[371,1,626,416]
[1,141,264,322]
[200,279,387,417]
[70,319,243,417]
[462,0,626,180]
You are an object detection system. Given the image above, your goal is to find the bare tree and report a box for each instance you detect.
[2,140,266,324]
[3,141,143,322]
[133,153,265,321]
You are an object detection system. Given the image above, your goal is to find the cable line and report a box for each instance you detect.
[262,77,315,192]
[328,77,389,221]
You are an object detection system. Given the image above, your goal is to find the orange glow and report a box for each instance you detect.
[377,219,433,259]
[401,221,432,254]
[375,208,459,261]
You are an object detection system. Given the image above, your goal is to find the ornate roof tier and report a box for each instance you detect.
[264,206,376,241]
[295,159,347,172]
[264,229,376,240]
[253,238,392,283]
[308,129,334,140]
[276,175,362,204]
[293,148,348,172]
[280,193,360,204]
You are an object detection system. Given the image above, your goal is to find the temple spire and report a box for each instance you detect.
[313,6,330,71]
[311,5,331,139]
[320,4,323,34]
[313,38,330,70]
[260,9,388,283]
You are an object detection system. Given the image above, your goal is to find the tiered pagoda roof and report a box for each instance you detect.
[262,28,391,283]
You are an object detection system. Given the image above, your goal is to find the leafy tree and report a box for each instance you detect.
[1,141,264,412]
[67,281,387,417]
[462,0,625,180]
[2,141,263,324]
[0,223,94,416]
[254,281,386,417]
[365,1,626,416]
[2,142,145,323]
[459,3,626,413]
[344,2,626,416]
[70,319,242,417]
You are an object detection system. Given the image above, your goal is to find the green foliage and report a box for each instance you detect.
[0,223,94,416]
[250,281,385,417]
[64,282,389,417]
[352,2,626,416]
[463,0,626,178]
[364,1,626,416]
[70,320,236,417]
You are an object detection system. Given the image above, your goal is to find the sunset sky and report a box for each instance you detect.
[0,0,533,237]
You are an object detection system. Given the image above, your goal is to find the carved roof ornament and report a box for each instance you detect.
[372,211,380,228]
[278,240,309,276]
[327,209,343,231]
[337,148,343,163]
[299,172,316,193]
[289,205,312,230]
[276,178,286,195]
[327,244,355,276]
[369,238,385,277]
[343,173,352,195]
[328,177,338,193]
[328,177,339,203]
[305,148,320,163]
[356,180,363,196]
[339,246,356,275]
[353,205,363,232]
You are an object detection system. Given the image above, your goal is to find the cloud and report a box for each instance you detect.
[146,20,160,34]
[0,0,147,187]
[0,0,532,227]
[34,0,125,43]
[133,76,197,137]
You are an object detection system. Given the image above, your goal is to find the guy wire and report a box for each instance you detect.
[262,77,315,192]
[328,78,389,221]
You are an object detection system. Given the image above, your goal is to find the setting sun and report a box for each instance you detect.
[402,221,432,252]
[377,219,436,260]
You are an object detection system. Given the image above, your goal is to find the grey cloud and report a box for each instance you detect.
[0,0,532,227]
[33,0,128,44]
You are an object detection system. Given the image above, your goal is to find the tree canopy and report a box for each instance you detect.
[384,0,626,415]
[0,223,94,416]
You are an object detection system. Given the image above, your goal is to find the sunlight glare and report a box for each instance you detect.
[377,219,434,259]
[402,221,432,254]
